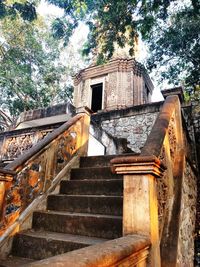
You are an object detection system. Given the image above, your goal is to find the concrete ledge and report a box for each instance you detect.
[92,101,163,124]
[17,102,75,125]
[26,235,150,267]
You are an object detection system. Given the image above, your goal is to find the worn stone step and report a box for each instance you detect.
[60,179,123,196]
[0,256,34,267]
[70,167,122,180]
[47,195,123,216]
[79,153,138,168]
[11,230,107,261]
[32,211,122,239]
[80,155,119,168]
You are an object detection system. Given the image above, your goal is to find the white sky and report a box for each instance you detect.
[37,0,64,17]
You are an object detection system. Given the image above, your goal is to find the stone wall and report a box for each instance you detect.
[92,102,162,153]
[177,160,197,266]
[101,112,158,153]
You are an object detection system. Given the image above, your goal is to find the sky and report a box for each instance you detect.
[37,0,164,102]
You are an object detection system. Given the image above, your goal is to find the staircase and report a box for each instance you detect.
[1,155,123,266]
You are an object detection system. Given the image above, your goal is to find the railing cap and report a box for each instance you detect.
[161,86,184,103]
[111,155,166,177]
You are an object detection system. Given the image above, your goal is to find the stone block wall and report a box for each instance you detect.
[177,160,197,266]
[92,102,162,153]
[101,112,158,153]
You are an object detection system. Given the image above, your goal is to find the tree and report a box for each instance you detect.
[146,4,200,92]
[48,0,200,87]
[0,16,63,113]
[0,0,36,21]
[0,11,87,131]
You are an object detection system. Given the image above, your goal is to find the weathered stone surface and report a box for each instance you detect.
[17,102,75,126]
[3,154,124,264]
[47,195,123,216]
[73,58,154,111]
[60,179,123,196]
[24,234,150,267]
[101,112,158,153]
[177,160,197,266]
[12,231,106,260]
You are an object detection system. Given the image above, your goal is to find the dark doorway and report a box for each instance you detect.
[91,83,103,113]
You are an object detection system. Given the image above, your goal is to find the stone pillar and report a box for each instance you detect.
[111,155,165,267]
[76,106,91,156]
[0,170,14,222]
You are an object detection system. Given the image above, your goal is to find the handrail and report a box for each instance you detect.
[141,95,180,157]
[5,114,83,172]
[25,235,150,267]
[110,94,197,266]
[0,112,90,234]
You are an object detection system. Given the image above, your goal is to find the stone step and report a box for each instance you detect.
[11,230,107,261]
[0,256,34,267]
[47,195,123,216]
[70,167,122,180]
[32,211,122,239]
[80,155,118,168]
[60,179,123,196]
[79,153,138,168]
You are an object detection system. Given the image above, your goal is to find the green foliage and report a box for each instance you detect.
[0,0,37,21]
[0,14,78,129]
[146,5,200,92]
[48,0,181,62]
[48,0,200,94]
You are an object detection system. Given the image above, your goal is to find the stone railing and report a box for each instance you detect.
[0,111,90,234]
[0,102,76,163]
[25,235,150,267]
[0,128,54,162]
[111,95,197,266]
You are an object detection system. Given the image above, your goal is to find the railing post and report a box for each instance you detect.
[76,107,91,156]
[111,155,165,267]
[0,170,14,224]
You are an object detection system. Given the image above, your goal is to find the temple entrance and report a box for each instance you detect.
[91,83,103,113]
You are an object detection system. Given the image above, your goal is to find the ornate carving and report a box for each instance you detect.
[168,113,177,161]
[157,171,168,236]
[2,130,53,160]
[107,72,117,108]
[4,124,79,223]
[157,146,168,236]
[126,72,133,106]
[5,157,45,216]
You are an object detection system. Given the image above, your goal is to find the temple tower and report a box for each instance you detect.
[73,58,154,112]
